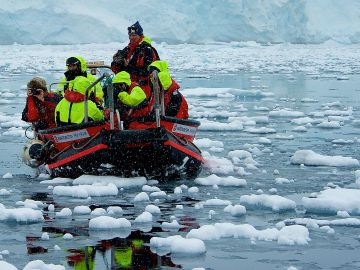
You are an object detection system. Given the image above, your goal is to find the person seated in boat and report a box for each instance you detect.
[111,21,160,86]
[111,71,153,129]
[148,60,189,119]
[57,56,104,103]
[22,77,62,131]
[55,76,104,126]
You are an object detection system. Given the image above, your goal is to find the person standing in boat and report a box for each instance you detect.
[55,76,104,126]
[22,77,62,131]
[57,56,104,102]
[148,60,189,119]
[111,21,160,86]
[111,71,154,129]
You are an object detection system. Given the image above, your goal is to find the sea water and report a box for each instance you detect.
[0,45,360,270]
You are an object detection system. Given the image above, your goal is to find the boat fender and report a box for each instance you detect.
[22,140,45,168]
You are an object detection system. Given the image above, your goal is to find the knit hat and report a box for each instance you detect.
[112,71,131,86]
[128,21,143,36]
[27,77,47,92]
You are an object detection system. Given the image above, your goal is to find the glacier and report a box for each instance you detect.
[0,0,359,45]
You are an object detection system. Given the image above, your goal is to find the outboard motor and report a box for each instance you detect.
[22,140,45,168]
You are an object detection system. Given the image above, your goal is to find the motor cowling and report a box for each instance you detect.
[22,140,45,168]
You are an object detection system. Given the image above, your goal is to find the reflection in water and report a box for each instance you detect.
[67,231,181,270]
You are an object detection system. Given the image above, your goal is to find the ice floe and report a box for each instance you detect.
[239,194,296,211]
[291,150,359,167]
[195,174,246,186]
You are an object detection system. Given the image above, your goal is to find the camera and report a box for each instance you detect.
[30,88,41,95]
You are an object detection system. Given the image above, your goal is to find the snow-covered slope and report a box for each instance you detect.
[1,0,359,45]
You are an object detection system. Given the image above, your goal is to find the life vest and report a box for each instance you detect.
[164,80,188,119]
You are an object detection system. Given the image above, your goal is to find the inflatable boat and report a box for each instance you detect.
[23,69,203,180]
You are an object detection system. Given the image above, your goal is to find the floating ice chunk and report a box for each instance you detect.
[319,226,335,234]
[41,232,49,240]
[53,183,118,198]
[150,235,206,255]
[0,189,11,196]
[337,76,349,80]
[2,127,25,137]
[317,121,341,128]
[226,205,246,216]
[187,222,308,245]
[302,188,360,214]
[142,185,160,192]
[203,198,232,206]
[291,150,359,167]
[134,192,150,202]
[293,126,307,132]
[2,172,13,179]
[182,87,273,98]
[150,191,167,197]
[0,261,17,270]
[40,178,72,185]
[89,216,131,230]
[23,260,65,270]
[63,233,73,240]
[291,117,315,125]
[188,187,199,193]
[107,206,123,215]
[194,138,224,148]
[301,98,318,103]
[91,208,107,216]
[240,194,296,211]
[323,108,352,116]
[145,205,161,214]
[269,109,304,118]
[73,175,147,188]
[254,106,270,111]
[134,211,153,223]
[0,250,9,255]
[73,206,91,215]
[204,155,234,174]
[228,150,252,159]
[48,204,55,212]
[269,188,277,194]
[0,204,44,223]
[275,134,294,140]
[199,119,244,131]
[275,177,294,184]
[174,187,182,194]
[54,245,61,251]
[245,127,276,134]
[258,137,272,144]
[337,210,350,218]
[195,174,246,187]
[277,225,310,245]
[16,199,45,209]
[332,139,354,144]
[176,205,184,210]
[161,220,182,229]
[56,208,72,218]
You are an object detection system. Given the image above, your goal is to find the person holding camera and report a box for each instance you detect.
[22,77,62,131]
[111,21,159,86]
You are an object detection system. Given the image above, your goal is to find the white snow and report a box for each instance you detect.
[195,174,247,187]
[23,260,65,270]
[291,150,359,167]
[150,235,206,255]
[302,188,360,214]
[134,211,153,223]
[240,194,296,211]
[89,216,131,230]
[0,203,44,223]
[145,205,161,214]
[72,175,147,188]
[0,261,17,270]
[134,192,150,202]
[53,183,118,198]
[187,222,309,245]
[2,173,13,179]
[73,206,91,215]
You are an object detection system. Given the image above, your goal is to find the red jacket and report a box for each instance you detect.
[22,93,62,130]
[164,80,188,119]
